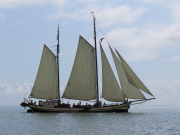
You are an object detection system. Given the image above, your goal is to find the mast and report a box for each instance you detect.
[57,25,61,104]
[93,13,99,105]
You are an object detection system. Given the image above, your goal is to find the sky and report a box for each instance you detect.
[0,0,180,106]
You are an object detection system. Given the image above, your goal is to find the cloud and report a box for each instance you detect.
[48,5,147,27]
[0,0,66,9]
[145,79,180,94]
[53,0,178,62]
[0,83,9,93]
[0,83,65,106]
[96,5,147,27]
[140,0,168,4]
[141,0,180,23]
[78,0,122,2]
[0,83,33,94]
[106,26,162,61]
[0,83,67,95]
[170,0,180,23]
[60,85,65,92]
[77,0,97,2]
[106,16,180,61]
[141,79,180,105]
[11,20,24,25]
[0,12,6,21]
[170,56,180,62]
[47,1,180,61]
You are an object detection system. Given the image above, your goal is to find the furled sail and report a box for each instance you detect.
[109,46,145,99]
[30,45,58,100]
[115,49,153,97]
[62,36,96,100]
[100,44,125,102]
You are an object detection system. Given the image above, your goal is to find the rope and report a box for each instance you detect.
[96,22,114,47]
[85,24,94,41]
[130,100,147,109]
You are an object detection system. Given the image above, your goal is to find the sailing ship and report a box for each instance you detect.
[20,14,155,113]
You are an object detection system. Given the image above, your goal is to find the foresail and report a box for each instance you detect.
[109,46,145,99]
[115,49,153,97]
[62,36,96,100]
[100,44,125,102]
[30,45,58,100]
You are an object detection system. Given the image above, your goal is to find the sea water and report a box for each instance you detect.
[0,106,180,135]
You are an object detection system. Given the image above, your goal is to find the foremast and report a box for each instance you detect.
[93,13,99,105]
[57,25,61,104]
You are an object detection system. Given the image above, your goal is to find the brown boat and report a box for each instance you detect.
[21,13,155,113]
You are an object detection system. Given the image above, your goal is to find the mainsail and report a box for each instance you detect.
[115,49,154,97]
[100,44,125,102]
[109,46,145,99]
[30,45,58,100]
[62,36,96,100]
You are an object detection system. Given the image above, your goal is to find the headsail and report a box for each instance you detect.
[109,46,145,99]
[115,49,154,97]
[30,45,58,100]
[100,44,125,102]
[62,36,96,100]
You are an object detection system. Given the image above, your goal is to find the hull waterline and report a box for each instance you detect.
[27,103,131,113]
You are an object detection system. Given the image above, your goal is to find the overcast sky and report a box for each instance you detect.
[0,0,180,106]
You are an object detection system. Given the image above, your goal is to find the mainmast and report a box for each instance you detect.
[57,25,61,104]
[93,13,99,105]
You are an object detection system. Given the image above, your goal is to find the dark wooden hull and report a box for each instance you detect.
[27,103,130,113]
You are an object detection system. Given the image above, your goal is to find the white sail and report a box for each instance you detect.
[62,36,96,100]
[115,49,153,97]
[100,44,125,102]
[109,46,145,99]
[30,45,58,100]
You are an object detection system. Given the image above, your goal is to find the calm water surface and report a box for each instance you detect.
[0,106,180,135]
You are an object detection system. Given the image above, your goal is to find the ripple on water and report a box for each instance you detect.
[0,106,180,135]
